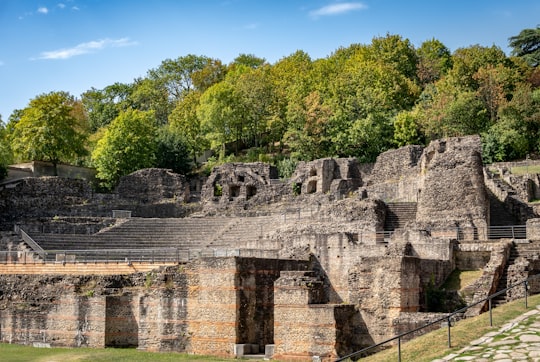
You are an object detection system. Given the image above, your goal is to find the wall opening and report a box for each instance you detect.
[309,168,317,177]
[246,185,257,200]
[105,296,138,348]
[230,185,241,198]
[307,180,317,194]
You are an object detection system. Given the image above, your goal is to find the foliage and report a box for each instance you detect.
[509,25,540,67]
[10,91,88,173]
[7,27,540,173]
[155,126,191,175]
[393,111,424,147]
[0,118,12,180]
[91,109,157,190]
[277,157,299,179]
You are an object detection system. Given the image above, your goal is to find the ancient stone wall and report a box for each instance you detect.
[290,158,362,197]
[116,168,189,203]
[0,177,94,230]
[0,169,194,230]
[416,136,488,230]
[185,257,310,357]
[273,271,360,360]
[365,145,423,202]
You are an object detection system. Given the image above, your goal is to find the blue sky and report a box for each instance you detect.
[1,0,539,121]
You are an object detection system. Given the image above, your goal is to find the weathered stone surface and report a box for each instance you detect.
[116,168,189,203]
[416,136,488,229]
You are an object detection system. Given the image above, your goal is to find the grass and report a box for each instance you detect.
[441,269,483,291]
[510,165,540,175]
[353,293,540,362]
[0,344,241,362]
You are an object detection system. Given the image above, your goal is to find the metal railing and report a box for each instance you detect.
[0,248,282,265]
[18,228,47,259]
[335,273,540,362]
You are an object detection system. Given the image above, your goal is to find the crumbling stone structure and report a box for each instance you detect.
[290,158,362,197]
[2,135,540,361]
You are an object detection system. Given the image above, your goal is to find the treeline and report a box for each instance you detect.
[0,27,539,188]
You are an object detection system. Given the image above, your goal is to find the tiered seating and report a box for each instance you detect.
[25,215,288,262]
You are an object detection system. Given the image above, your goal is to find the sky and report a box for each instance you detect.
[0,0,539,121]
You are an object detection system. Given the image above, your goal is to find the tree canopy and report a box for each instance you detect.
[5,28,540,189]
[91,109,157,189]
[10,91,87,174]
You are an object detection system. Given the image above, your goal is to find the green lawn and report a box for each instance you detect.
[510,165,540,175]
[0,344,242,362]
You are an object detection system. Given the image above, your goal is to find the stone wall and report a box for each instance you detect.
[0,177,94,230]
[273,271,360,360]
[116,168,189,203]
[416,136,488,230]
[366,145,423,202]
[291,158,362,197]
[0,169,194,230]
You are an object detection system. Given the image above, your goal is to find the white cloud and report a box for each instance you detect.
[36,38,138,60]
[310,2,367,18]
[58,3,66,9]
[37,7,49,14]
[72,6,80,11]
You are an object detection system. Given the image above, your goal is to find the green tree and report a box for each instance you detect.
[198,82,240,158]
[11,91,87,175]
[509,25,540,67]
[284,91,332,160]
[393,110,423,147]
[148,54,216,101]
[155,126,191,175]
[416,38,453,85]
[91,109,157,189]
[81,82,134,132]
[169,91,207,164]
[0,117,12,180]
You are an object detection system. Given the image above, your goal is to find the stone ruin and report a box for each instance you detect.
[1,135,540,360]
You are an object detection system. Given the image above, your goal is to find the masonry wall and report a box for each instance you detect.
[185,257,310,357]
[273,271,361,361]
[0,295,106,348]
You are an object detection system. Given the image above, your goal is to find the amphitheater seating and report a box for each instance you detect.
[24,214,287,263]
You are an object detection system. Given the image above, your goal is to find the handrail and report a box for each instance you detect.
[335,273,540,361]
[0,247,283,264]
[18,229,47,260]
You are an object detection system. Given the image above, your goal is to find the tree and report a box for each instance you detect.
[0,117,12,180]
[284,91,332,160]
[155,126,191,175]
[197,82,240,158]
[91,109,157,189]
[230,54,266,69]
[393,110,423,147]
[509,25,540,67]
[11,91,87,175]
[169,91,207,164]
[416,38,453,85]
[81,83,134,132]
[147,54,216,101]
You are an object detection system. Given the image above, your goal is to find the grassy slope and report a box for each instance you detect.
[357,293,540,362]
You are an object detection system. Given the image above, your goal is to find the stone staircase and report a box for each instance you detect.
[384,202,417,231]
[492,243,518,307]
[493,242,540,306]
[26,215,282,262]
